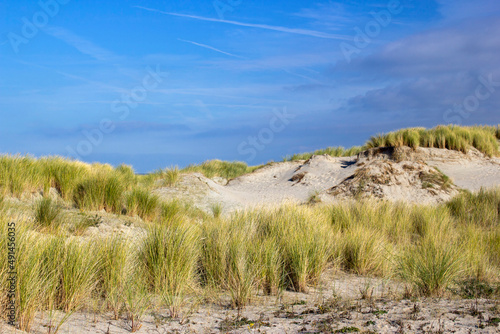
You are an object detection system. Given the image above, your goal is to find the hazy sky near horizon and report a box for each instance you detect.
[1,0,499,172]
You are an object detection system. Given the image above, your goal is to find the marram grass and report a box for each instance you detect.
[366,125,500,156]
[1,127,500,324]
[1,189,500,325]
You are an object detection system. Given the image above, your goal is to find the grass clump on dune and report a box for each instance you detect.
[284,146,365,161]
[97,236,130,320]
[396,235,463,296]
[366,125,500,156]
[125,188,160,221]
[33,197,61,229]
[73,174,124,213]
[200,218,260,308]
[140,222,199,317]
[182,160,260,179]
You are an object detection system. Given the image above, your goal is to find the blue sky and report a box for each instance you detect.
[1,0,499,172]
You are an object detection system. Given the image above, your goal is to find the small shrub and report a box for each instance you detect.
[336,327,360,333]
[454,278,498,299]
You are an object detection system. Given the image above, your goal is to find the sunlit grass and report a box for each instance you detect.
[33,197,61,229]
[139,221,199,317]
[125,188,159,221]
[366,125,499,156]
[182,160,261,179]
[1,189,500,319]
[284,146,365,161]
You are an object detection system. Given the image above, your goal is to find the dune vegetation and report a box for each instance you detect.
[284,146,366,162]
[181,160,261,179]
[366,125,500,156]
[285,125,500,162]
[0,125,500,331]
[1,187,500,331]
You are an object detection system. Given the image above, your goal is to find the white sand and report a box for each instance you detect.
[156,147,500,214]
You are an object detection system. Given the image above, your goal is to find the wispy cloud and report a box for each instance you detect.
[9,58,126,93]
[177,38,244,58]
[134,6,351,40]
[44,26,118,62]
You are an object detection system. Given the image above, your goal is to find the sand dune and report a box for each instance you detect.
[156,146,500,213]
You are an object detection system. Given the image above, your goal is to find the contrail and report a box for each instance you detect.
[44,26,117,62]
[134,6,351,40]
[178,39,244,58]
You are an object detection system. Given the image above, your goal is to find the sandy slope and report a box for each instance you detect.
[156,147,500,214]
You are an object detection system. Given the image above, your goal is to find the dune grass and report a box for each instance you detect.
[366,125,500,156]
[97,236,130,320]
[182,160,261,179]
[73,174,124,213]
[284,146,365,161]
[125,188,160,221]
[0,125,498,206]
[1,189,500,327]
[396,235,463,296]
[139,221,199,317]
[1,125,500,326]
[33,197,61,229]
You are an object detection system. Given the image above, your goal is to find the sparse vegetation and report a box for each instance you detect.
[210,203,223,218]
[284,146,365,161]
[419,168,453,191]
